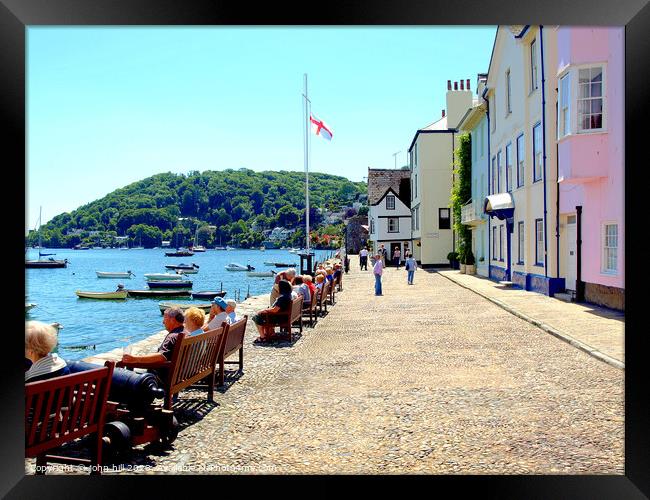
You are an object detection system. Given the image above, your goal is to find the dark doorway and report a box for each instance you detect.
[389,242,401,267]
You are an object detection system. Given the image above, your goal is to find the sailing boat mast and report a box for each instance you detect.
[303,73,310,252]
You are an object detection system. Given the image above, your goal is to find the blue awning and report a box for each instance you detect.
[484,193,515,220]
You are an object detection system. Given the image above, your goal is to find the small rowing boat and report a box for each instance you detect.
[147,280,193,289]
[273,262,294,268]
[144,273,185,281]
[247,271,276,278]
[225,263,254,272]
[75,290,128,299]
[164,263,199,270]
[158,302,213,315]
[96,270,135,279]
[191,290,227,300]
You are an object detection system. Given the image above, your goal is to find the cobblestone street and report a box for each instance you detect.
[31,257,625,475]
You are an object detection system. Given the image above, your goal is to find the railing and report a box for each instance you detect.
[461,200,484,225]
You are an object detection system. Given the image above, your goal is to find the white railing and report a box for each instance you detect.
[461,200,483,225]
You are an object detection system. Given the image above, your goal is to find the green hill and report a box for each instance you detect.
[28,169,367,249]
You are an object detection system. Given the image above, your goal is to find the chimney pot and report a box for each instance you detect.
[454,81,458,90]
[442,109,446,118]
[447,80,451,90]
[466,79,471,90]
[460,80,464,90]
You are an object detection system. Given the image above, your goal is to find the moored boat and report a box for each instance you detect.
[225,263,254,272]
[147,280,193,289]
[96,270,135,279]
[191,290,227,300]
[75,290,128,299]
[144,273,185,281]
[158,302,212,315]
[273,262,294,268]
[247,271,275,278]
[165,248,194,257]
[127,289,192,298]
[164,263,199,271]
[26,258,68,268]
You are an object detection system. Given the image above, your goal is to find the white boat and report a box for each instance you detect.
[214,246,227,250]
[226,246,235,251]
[225,263,254,272]
[96,271,135,279]
[144,273,185,281]
[192,245,207,252]
[175,268,197,274]
[247,271,275,278]
[76,290,128,299]
[260,246,266,251]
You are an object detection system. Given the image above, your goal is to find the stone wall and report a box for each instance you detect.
[585,282,625,311]
[346,216,369,254]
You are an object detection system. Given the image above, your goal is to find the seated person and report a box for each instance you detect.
[292,276,311,305]
[252,280,293,342]
[184,307,206,336]
[225,299,238,324]
[121,307,185,383]
[270,268,296,305]
[325,267,334,283]
[25,321,70,382]
[315,273,326,291]
[303,274,317,302]
[204,297,229,331]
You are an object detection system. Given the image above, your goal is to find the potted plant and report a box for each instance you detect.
[465,249,476,275]
[447,251,459,270]
[458,247,467,274]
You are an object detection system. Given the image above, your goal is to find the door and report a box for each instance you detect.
[565,215,577,291]
[390,242,401,266]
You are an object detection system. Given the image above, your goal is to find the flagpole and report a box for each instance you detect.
[303,73,310,253]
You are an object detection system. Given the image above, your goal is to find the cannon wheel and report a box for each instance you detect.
[159,415,179,446]
[103,420,132,457]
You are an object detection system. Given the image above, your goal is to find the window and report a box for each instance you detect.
[505,143,513,192]
[516,134,525,187]
[533,123,542,182]
[491,156,497,194]
[530,39,538,91]
[499,225,504,261]
[439,208,451,230]
[518,222,525,264]
[492,226,497,259]
[416,207,419,230]
[414,143,418,166]
[506,69,512,114]
[411,209,415,230]
[415,174,418,198]
[578,66,603,131]
[370,218,375,234]
[603,223,618,273]
[386,194,395,210]
[497,150,503,193]
[535,219,544,265]
[559,73,570,137]
[411,178,413,201]
[388,218,399,233]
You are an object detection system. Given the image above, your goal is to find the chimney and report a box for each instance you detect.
[442,109,446,118]
[466,79,470,90]
[454,81,458,90]
[447,80,451,90]
[460,80,464,90]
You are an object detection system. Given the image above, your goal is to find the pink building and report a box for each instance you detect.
[556,27,624,310]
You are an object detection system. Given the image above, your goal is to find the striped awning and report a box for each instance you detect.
[484,193,515,220]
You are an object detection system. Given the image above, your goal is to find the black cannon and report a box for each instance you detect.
[67,361,178,457]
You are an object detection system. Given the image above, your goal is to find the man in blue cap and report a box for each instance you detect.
[204,296,229,331]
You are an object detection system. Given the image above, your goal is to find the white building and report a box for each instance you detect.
[368,187,412,264]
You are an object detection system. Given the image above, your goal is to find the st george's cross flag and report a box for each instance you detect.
[310,114,333,141]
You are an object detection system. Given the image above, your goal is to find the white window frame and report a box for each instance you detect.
[387,217,399,233]
[497,150,503,193]
[414,143,418,166]
[505,143,512,192]
[533,122,542,182]
[491,156,497,194]
[535,218,544,265]
[558,72,571,138]
[577,65,606,133]
[499,224,504,261]
[530,38,539,92]
[386,194,395,210]
[516,133,525,188]
[506,69,512,115]
[492,226,497,260]
[602,222,618,274]
[518,221,524,264]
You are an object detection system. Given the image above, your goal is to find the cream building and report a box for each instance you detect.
[409,80,473,266]
[483,25,564,296]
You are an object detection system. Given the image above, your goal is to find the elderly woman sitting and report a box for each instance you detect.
[184,307,206,336]
[253,280,294,343]
[292,275,311,305]
[25,320,70,382]
[270,268,297,306]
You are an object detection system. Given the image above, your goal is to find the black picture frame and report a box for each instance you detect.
[3,0,648,497]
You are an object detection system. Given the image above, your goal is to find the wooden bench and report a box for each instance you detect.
[302,290,318,327]
[334,271,343,292]
[316,282,330,317]
[328,278,337,305]
[25,361,115,475]
[216,316,248,387]
[275,295,303,341]
[118,327,225,410]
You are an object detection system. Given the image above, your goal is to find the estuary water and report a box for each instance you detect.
[25,247,334,361]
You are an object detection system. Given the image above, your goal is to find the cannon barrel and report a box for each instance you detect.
[68,361,165,407]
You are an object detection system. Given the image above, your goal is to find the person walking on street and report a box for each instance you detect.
[373,253,384,296]
[379,244,387,265]
[393,248,401,269]
[405,253,417,285]
[359,247,369,271]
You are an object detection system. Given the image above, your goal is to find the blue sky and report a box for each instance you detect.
[27,26,496,226]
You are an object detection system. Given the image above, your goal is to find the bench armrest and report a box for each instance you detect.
[116,359,171,370]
